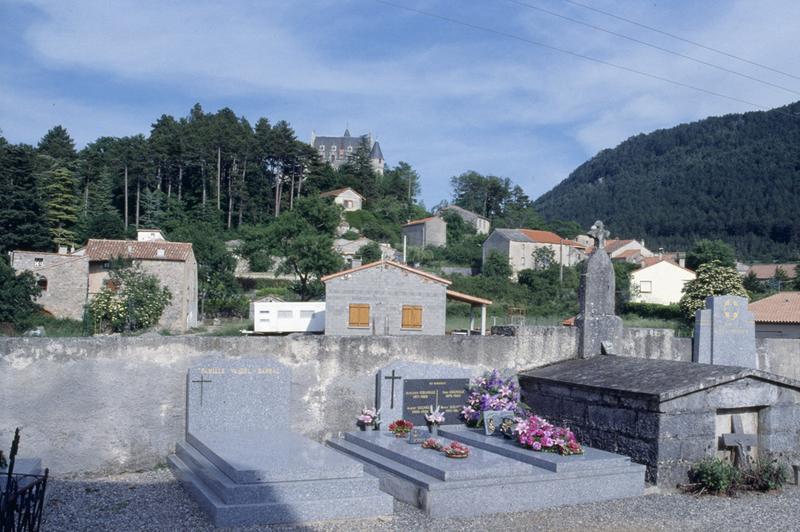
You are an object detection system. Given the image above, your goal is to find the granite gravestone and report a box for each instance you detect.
[169,358,392,526]
[576,221,623,358]
[692,295,756,369]
[376,362,471,428]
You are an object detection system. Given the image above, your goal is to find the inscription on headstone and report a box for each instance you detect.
[376,362,473,430]
[402,378,469,427]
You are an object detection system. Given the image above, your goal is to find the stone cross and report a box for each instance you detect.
[191,375,213,406]
[588,220,610,250]
[384,370,402,409]
[721,414,758,467]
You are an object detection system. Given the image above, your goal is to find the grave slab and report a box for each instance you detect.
[330,429,645,518]
[169,357,393,527]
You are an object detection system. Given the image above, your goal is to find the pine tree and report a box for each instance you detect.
[0,145,51,253]
[43,166,80,247]
[37,125,77,162]
[140,188,165,228]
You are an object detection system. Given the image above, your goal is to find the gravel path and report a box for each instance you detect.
[42,469,800,532]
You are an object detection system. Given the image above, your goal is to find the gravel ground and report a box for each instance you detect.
[41,469,800,532]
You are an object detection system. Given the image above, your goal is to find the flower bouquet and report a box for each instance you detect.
[513,414,583,455]
[461,369,521,427]
[356,407,381,430]
[421,438,443,450]
[388,419,414,438]
[424,405,445,435]
[442,441,470,459]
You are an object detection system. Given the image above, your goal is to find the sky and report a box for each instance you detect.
[1,0,799,208]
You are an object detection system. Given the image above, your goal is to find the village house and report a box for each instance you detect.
[481,228,587,277]
[333,237,399,267]
[321,260,491,336]
[10,229,198,332]
[749,292,800,339]
[402,216,447,248]
[320,187,365,212]
[747,263,797,284]
[438,205,490,235]
[630,258,696,305]
[605,239,654,265]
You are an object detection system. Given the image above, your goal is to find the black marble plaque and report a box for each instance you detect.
[402,378,469,427]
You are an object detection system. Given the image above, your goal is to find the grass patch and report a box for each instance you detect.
[27,314,88,337]
[203,319,252,336]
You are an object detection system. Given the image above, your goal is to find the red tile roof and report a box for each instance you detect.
[747,264,797,280]
[320,187,365,200]
[518,229,563,245]
[749,292,800,324]
[320,260,451,285]
[402,216,440,227]
[604,239,634,254]
[84,240,193,262]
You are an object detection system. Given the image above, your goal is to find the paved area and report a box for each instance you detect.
[42,468,800,531]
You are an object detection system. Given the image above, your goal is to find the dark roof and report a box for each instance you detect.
[312,134,365,151]
[343,128,351,137]
[441,204,489,222]
[369,141,384,160]
[84,239,193,262]
[520,355,800,403]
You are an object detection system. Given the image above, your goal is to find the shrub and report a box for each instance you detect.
[687,458,739,495]
[740,459,787,492]
[621,302,683,321]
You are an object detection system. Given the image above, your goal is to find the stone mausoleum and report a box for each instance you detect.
[520,356,800,487]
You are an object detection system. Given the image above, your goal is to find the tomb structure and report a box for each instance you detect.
[168,358,392,527]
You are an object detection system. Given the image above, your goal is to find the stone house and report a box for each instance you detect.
[438,205,490,235]
[321,260,491,336]
[402,216,447,248]
[630,259,696,305]
[320,187,365,212]
[310,129,384,175]
[333,237,399,267]
[10,230,198,332]
[520,356,800,488]
[749,292,800,339]
[481,228,587,277]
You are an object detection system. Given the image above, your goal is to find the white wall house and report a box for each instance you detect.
[482,229,587,277]
[320,187,364,211]
[250,301,326,334]
[630,259,696,305]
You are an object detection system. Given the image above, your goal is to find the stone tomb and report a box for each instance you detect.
[168,358,392,527]
[520,356,800,488]
[330,362,645,518]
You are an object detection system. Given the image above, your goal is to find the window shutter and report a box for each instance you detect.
[402,305,423,329]
[349,304,370,327]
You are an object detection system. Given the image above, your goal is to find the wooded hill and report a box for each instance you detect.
[534,101,800,260]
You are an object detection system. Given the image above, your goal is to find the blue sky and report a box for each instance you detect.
[1,0,798,208]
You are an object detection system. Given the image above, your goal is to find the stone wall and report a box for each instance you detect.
[10,252,88,321]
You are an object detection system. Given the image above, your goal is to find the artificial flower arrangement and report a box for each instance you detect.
[356,407,381,430]
[461,369,521,427]
[513,414,583,456]
[421,438,443,450]
[388,419,414,437]
[424,405,445,434]
[442,441,470,459]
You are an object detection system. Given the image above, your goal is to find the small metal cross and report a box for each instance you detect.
[192,375,212,406]
[721,414,758,467]
[384,370,403,409]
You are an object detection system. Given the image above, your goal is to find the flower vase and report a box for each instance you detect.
[358,424,367,431]
[428,424,438,436]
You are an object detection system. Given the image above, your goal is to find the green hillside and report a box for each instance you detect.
[534,102,800,260]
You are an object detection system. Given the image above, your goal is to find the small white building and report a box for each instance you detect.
[439,205,490,235]
[605,239,654,264]
[630,259,696,305]
[250,300,325,334]
[320,187,364,212]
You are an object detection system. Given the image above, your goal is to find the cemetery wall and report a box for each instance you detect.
[1,328,798,476]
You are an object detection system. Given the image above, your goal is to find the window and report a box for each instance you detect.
[348,304,370,328]
[343,200,353,209]
[639,280,652,293]
[103,279,121,292]
[331,145,337,151]
[401,305,423,329]
[37,277,48,292]
[300,310,314,319]
[319,145,325,151]
[278,310,292,319]
[156,249,165,257]
[330,155,336,163]
[34,258,44,268]
[347,146,353,153]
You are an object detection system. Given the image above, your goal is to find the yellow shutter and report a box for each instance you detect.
[349,304,370,327]
[402,305,423,329]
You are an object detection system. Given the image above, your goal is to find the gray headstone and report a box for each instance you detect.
[576,223,623,358]
[186,358,290,437]
[376,362,472,430]
[692,296,756,369]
